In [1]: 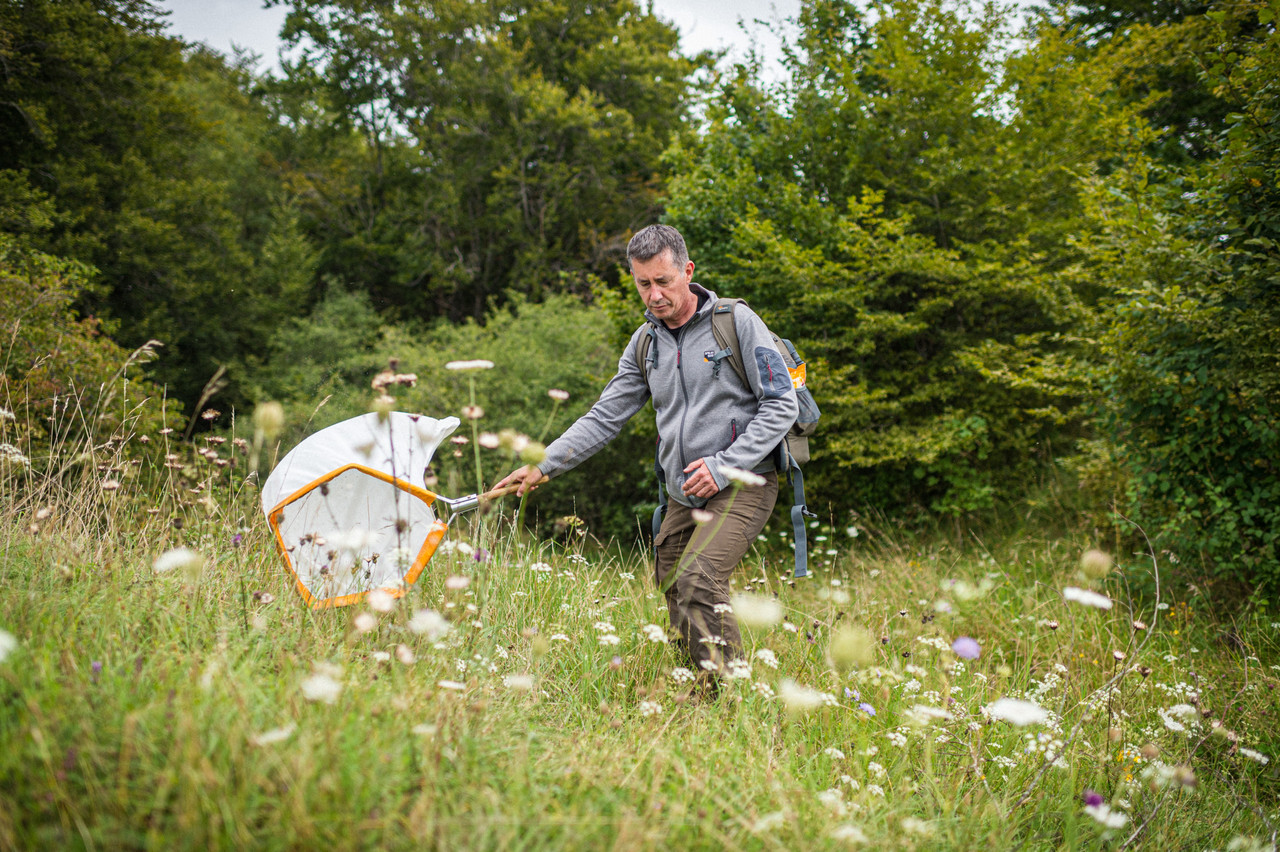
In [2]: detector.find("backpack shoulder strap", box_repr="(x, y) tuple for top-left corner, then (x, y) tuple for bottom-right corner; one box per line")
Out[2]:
(710, 299), (750, 388)
(634, 321), (658, 388)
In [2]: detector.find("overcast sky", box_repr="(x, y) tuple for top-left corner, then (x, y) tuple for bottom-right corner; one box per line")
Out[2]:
(158, 0), (803, 75)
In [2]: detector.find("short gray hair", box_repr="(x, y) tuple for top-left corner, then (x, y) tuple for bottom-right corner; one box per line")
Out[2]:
(627, 224), (689, 269)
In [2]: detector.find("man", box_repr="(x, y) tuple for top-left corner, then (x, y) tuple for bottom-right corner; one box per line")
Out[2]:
(494, 224), (798, 681)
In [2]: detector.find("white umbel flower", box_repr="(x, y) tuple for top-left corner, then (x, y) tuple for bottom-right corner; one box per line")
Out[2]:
(1063, 586), (1113, 610)
(984, 697), (1049, 726)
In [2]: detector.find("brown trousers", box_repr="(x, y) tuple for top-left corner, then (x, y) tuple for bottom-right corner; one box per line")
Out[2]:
(654, 472), (778, 674)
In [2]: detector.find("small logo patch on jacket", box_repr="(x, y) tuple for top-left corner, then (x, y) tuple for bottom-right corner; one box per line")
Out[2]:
(703, 350), (716, 362)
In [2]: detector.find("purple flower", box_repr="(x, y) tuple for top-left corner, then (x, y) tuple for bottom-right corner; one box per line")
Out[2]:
(858, 702), (876, 716)
(1082, 789), (1105, 808)
(91, 661), (102, 683)
(844, 687), (861, 701)
(472, 547), (490, 563)
(952, 636), (981, 660)
(231, 533), (243, 547)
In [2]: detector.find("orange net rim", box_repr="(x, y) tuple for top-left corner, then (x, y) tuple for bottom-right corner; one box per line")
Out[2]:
(266, 463), (449, 609)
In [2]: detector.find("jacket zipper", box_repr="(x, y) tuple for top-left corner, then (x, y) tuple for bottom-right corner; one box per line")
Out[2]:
(659, 313), (702, 485)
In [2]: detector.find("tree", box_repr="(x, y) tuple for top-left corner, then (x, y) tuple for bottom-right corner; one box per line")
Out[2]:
(0, 0), (315, 410)
(1082, 0), (1280, 588)
(272, 0), (710, 322)
(662, 0), (1136, 517)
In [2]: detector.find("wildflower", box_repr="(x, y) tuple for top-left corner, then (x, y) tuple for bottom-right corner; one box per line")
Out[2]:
(395, 644), (416, 664)
(754, 648), (779, 668)
(252, 401), (285, 439)
(371, 651), (391, 663)
(437, 680), (466, 691)
(1062, 586), (1113, 610)
(985, 698), (1050, 726)
(906, 704), (953, 726)
(548, 389), (570, 401)
(411, 724), (438, 736)
(444, 575), (471, 591)
(478, 432), (501, 449)
(730, 593), (783, 628)
(366, 589), (396, 612)
(549, 633), (570, 642)
(859, 702), (877, 716)
(1239, 748), (1269, 765)
(721, 466), (766, 487)
(639, 700), (663, 717)
(951, 636), (981, 660)
(100, 478), (121, 491)
(250, 724), (296, 747)
(691, 509), (714, 524)
(901, 818), (934, 837)
(461, 405), (484, 420)
(444, 359), (495, 371)
(752, 681), (775, 698)
(748, 812), (786, 834)
(353, 612), (377, 634)
(865, 784), (885, 798)
(598, 634), (620, 646)
(830, 824), (868, 843)
(778, 679), (827, 713)
(670, 667), (695, 684)
(0, 629), (17, 663)
(1078, 548), (1113, 580)
(300, 664), (343, 704)
(828, 625), (875, 673)
(817, 788), (847, 816)
(1084, 802), (1128, 829)
(407, 608), (451, 641)
(503, 673), (535, 691)
(823, 747), (846, 760)
(642, 624), (668, 643)
(1082, 789), (1105, 807)
(153, 547), (203, 576)
(725, 659), (752, 679)
(0, 406), (12, 421)
(200, 408), (220, 421)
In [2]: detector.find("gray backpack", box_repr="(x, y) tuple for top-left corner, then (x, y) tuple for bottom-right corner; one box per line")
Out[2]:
(636, 298), (820, 578)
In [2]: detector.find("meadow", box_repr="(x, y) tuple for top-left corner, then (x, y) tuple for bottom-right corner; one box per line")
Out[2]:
(1, 399), (1278, 851)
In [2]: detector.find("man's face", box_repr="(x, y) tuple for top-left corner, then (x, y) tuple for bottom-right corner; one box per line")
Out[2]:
(631, 249), (696, 328)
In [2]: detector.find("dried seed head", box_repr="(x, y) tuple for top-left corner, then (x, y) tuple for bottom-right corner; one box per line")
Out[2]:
(253, 401), (285, 439)
(1079, 548), (1113, 580)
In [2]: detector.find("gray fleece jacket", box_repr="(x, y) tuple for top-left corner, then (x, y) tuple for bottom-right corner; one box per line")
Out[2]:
(538, 285), (799, 508)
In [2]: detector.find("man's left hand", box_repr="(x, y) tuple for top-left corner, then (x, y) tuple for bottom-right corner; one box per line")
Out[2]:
(681, 458), (720, 499)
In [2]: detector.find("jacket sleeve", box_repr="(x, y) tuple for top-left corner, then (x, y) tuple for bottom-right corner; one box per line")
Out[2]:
(703, 307), (799, 491)
(537, 326), (652, 479)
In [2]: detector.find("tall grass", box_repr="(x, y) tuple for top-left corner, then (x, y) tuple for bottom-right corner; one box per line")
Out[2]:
(1, 381), (1277, 851)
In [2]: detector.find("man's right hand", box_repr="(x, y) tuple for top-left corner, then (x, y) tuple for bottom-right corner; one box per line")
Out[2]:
(493, 464), (545, 497)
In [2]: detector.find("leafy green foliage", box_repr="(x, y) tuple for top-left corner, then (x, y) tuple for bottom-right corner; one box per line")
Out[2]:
(662, 0), (1132, 518)
(0, 237), (172, 446)
(273, 0), (710, 322)
(1083, 0), (1280, 589)
(0, 0), (315, 408)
